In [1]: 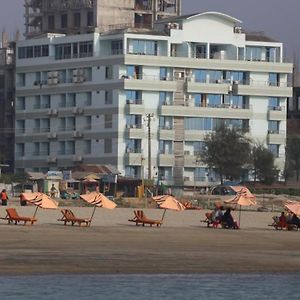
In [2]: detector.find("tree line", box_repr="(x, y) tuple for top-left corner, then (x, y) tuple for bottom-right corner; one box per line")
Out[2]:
(200, 125), (300, 185)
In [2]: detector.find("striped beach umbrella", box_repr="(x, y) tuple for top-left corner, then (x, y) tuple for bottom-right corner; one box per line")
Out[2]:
(21, 192), (58, 218)
(80, 192), (117, 223)
(153, 195), (186, 221)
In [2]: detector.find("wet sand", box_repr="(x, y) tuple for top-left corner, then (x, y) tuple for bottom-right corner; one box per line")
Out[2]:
(0, 207), (299, 275)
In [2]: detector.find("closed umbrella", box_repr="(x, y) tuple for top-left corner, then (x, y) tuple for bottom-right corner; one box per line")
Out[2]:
(152, 195), (185, 221)
(80, 192), (117, 224)
(224, 187), (256, 226)
(284, 200), (300, 216)
(21, 192), (58, 218)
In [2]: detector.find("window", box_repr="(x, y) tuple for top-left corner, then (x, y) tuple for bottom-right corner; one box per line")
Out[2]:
(61, 14), (68, 28)
(84, 140), (91, 154)
(131, 39), (158, 55)
(268, 144), (279, 158)
(84, 116), (92, 130)
(79, 42), (93, 58)
(105, 91), (112, 104)
(104, 139), (112, 153)
(73, 12), (81, 27)
(159, 140), (172, 154)
(105, 66), (113, 79)
(17, 73), (25, 87)
(268, 121), (279, 134)
(87, 11), (94, 27)
(16, 97), (25, 110)
(16, 120), (25, 134)
(269, 97), (280, 110)
(16, 143), (25, 157)
(48, 15), (55, 30)
(126, 139), (142, 153)
(195, 167), (207, 181)
(40, 142), (50, 156)
(269, 73), (279, 86)
(125, 166), (140, 178)
(111, 40), (123, 55)
(18, 45), (49, 59)
(245, 47), (262, 61)
(195, 70), (207, 83)
(104, 114), (113, 128)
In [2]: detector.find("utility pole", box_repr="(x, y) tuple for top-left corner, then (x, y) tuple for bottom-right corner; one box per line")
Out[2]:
(144, 113), (154, 180)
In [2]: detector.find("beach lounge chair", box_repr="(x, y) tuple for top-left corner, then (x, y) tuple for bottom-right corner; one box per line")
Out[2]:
(128, 210), (162, 227)
(0, 208), (37, 225)
(201, 212), (221, 228)
(57, 209), (91, 227)
(268, 216), (297, 231)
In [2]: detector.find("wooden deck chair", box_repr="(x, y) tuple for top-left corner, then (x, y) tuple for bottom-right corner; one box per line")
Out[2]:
(57, 209), (91, 227)
(128, 210), (162, 227)
(0, 208), (37, 225)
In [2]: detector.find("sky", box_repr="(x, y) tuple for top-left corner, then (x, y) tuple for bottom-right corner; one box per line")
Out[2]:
(0, 0), (299, 61)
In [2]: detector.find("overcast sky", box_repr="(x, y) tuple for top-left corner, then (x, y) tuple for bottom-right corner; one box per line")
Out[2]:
(0, 0), (299, 60)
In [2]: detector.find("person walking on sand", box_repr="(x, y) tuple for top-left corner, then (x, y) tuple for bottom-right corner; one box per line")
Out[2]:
(1, 189), (9, 206)
(50, 184), (57, 198)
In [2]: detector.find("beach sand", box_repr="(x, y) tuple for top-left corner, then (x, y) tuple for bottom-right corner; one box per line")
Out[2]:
(0, 206), (299, 275)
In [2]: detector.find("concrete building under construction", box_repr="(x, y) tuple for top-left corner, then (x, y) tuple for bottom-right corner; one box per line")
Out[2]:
(25, 0), (181, 38)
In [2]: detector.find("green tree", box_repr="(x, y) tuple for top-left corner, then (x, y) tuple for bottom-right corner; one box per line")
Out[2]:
(200, 125), (251, 184)
(251, 145), (277, 185)
(286, 136), (300, 181)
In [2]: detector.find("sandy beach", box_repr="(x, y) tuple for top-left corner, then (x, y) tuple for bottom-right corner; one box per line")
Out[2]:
(0, 206), (299, 275)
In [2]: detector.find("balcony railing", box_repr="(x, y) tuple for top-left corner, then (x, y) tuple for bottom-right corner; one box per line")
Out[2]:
(126, 99), (143, 105)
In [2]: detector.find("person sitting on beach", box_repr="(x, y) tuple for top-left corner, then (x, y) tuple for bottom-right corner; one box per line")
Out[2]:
(279, 212), (287, 229)
(222, 208), (239, 229)
(289, 213), (300, 228)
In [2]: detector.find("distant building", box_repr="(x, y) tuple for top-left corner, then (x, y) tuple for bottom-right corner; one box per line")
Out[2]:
(0, 32), (15, 171)
(15, 12), (293, 188)
(25, 0), (181, 38)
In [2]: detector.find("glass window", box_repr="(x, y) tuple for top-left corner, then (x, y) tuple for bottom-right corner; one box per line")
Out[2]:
(105, 114), (113, 128)
(87, 11), (94, 27)
(268, 121), (279, 134)
(104, 139), (112, 153)
(195, 70), (207, 83)
(73, 12), (81, 27)
(111, 40), (123, 55)
(268, 144), (279, 158)
(61, 14), (68, 28)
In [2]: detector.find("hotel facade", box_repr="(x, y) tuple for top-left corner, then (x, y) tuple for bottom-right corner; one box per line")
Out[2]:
(15, 12), (293, 187)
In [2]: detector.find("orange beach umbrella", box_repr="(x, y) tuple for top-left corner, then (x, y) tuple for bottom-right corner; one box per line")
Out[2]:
(152, 195), (185, 221)
(284, 201), (300, 216)
(224, 186), (256, 225)
(21, 192), (58, 218)
(80, 192), (117, 223)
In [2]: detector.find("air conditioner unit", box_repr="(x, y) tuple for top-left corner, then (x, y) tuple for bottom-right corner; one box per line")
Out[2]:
(73, 155), (83, 162)
(33, 80), (41, 86)
(73, 131), (83, 138)
(47, 132), (57, 139)
(77, 108), (84, 114)
(47, 156), (57, 163)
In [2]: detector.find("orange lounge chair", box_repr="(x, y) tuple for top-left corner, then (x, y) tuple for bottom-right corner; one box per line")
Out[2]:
(128, 210), (162, 227)
(57, 209), (91, 227)
(1, 208), (37, 225)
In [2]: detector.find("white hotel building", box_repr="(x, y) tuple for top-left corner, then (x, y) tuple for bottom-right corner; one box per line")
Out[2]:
(15, 12), (293, 187)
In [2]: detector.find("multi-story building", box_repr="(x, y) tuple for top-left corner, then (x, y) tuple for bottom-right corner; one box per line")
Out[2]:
(15, 12), (293, 188)
(25, 0), (181, 38)
(0, 35), (15, 171)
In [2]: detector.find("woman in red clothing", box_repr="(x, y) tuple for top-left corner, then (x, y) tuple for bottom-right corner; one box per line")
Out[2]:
(279, 212), (287, 229)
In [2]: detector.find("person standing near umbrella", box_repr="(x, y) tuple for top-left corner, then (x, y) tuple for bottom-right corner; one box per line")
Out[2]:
(1, 189), (9, 206)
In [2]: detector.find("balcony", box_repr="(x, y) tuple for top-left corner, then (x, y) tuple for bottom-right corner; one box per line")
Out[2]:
(233, 80), (292, 98)
(124, 152), (143, 165)
(268, 106), (286, 121)
(267, 130), (285, 144)
(159, 154), (174, 166)
(125, 99), (145, 114)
